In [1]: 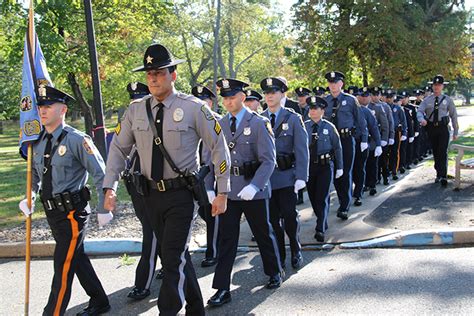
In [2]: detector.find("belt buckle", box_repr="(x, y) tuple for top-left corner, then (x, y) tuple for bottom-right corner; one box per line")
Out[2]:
(157, 179), (166, 192)
(154, 137), (162, 145)
(232, 166), (240, 176)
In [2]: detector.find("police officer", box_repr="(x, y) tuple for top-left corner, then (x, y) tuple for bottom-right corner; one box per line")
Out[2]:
(261, 78), (309, 269)
(208, 78), (283, 307)
(399, 91), (415, 172)
(295, 87), (311, 121)
(244, 89), (263, 113)
(19, 85), (111, 316)
(411, 89), (424, 164)
(103, 44), (231, 316)
(386, 90), (407, 180)
(324, 71), (368, 220)
(353, 87), (384, 205)
(304, 96), (343, 242)
(417, 75), (459, 186)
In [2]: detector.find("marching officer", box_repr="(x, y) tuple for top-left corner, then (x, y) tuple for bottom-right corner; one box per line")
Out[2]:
(19, 85), (111, 316)
(295, 87), (311, 121)
(386, 91), (407, 180)
(399, 91), (415, 172)
(353, 87), (383, 205)
(244, 89), (263, 113)
(103, 44), (231, 316)
(411, 89), (424, 164)
(208, 78), (283, 307)
(324, 71), (368, 220)
(305, 96), (343, 242)
(261, 78), (309, 269)
(417, 75), (459, 186)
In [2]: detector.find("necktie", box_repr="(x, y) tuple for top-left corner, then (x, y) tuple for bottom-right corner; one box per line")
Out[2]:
(311, 123), (319, 159)
(151, 103), (164, 181)
(331, 98), (338, 126)
(270, 113), (276, 128)
(42, 134), (54, 199)
(230, 116), (236, 136)
(434, 96), (439, 123)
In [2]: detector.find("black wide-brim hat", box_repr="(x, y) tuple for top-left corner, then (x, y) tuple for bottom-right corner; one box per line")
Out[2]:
(133, 44), (185, 72)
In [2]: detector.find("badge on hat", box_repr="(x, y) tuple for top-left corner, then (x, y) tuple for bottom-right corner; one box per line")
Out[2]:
(247, 90), (252, 96)
(243, 127), (251, 135)
(197, 86), (203, 94)
(331, 72), (335, 78)
(58, 145), (67, 156)
(266, 78), (273, 86)
(131, 82), (138, 91)
(38, 85), (46, 97)
(146, 55), (153, 64)
(282, 123), (289, 131)
(222, 79), (230, 89)
(173, 108), (184, 122)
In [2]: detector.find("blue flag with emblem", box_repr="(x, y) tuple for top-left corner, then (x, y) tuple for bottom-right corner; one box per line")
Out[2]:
(19, 18), (53, 158)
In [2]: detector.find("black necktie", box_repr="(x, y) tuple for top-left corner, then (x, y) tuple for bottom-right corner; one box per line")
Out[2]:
(270, 113), (276, 128)
(434, 96), (439, 123)
(230, 116), (236, 136)
(42, 134), (54, 200)
(151, 103), (164, 181)
(331, 98), (338, 125)
(311, 123), (319, 158)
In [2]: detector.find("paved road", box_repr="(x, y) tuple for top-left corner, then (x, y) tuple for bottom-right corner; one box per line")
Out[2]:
(1, 247), (473, 315)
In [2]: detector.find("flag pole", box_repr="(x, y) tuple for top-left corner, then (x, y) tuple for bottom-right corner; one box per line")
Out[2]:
(25, 1), (36, 315)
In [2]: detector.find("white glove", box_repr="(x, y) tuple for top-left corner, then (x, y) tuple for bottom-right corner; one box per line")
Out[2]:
(389, 138), (395, 145)
(381, 140), (388, 147)
(335, 169), (343, 179)
(401, 135), (407, 141)
(19, 198), (34, 216)
(97, 212), (113, 228)
(415, 132), (419, 137)
(237, 185), (258, 201)
(207, 190), (216, 204)
(409, 137), (414, 143)
(360, 142), (368, 152)
(294, 179), (306, 194)
(374, 146), (383, 157)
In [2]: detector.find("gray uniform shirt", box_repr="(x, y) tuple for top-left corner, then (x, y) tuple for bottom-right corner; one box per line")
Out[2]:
(367, 102), (389, 145)
(417, 94), (459, 137)
(103, 89), (231, 193)
(32, 123), (106, 213)
(304, 118), (343, 170)
(378, 101), (395, 140)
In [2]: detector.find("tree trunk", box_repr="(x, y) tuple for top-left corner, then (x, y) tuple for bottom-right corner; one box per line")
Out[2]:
(0, 121), (3, 134)
(67, 72), (94, 137)
(70, 110), (80, 121)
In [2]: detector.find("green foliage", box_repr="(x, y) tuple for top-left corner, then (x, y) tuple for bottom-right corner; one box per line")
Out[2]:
(118, 253), (136, 266)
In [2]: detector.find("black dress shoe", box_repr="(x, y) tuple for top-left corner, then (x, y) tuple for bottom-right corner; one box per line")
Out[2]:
(201, 257), (218, 267)
(155, 268), (164, 280)
(127, 287), (150, 300)
(413, 159), (419, 165)
(208, 289), (231, 307)
(266, 273), (282, 289)
(399, 167), (405, 174)
(76, 304), (111, 316)
(392, 175), (399, 180)
(291, 252), (303, 269)
(314, 231), (325, 242)
(363, 186), (369, 192)
(336, 210), (348, 220)
(440, 177), (448, 186)
(354, 198), (362, 206)
(406, 165), (411, 170)
(434, 177), (440, 183)
(369, 188), (377, 196)
(383, 177), (389, 185)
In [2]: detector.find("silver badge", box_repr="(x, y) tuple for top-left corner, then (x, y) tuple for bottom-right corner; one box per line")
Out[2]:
(222, 80), (230, 89)
(282, 123), (289, 130)
(299, 88), (303, 92)
(38, 84), (46, 97)
(323, 129), (329, 135)
(311, 96), (316, 103)
(173, 108), (184, 122)
(266, 78), (273, 86)
(243, 127), (251, 135)
(443, 100), (447, 105)
(342, 100), (347, 106)
(247, 90), (252, 96)
(58, 145), (67, 156)
(331, 72), (335, 78)
(197, 86), (203, 93)
(131, 82), (137, 91)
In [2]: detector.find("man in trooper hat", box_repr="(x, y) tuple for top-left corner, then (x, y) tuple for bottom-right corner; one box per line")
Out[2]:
(324, 71), (368, 220)
(103, 43), (231, 315)
(417, 75), (459, 186)
(244, 89), (263, 112)
(261, 77), (309, 270)
(295, 87), (311, 121)
(19, 85), (111, 316)
(208, 78), (283, 307)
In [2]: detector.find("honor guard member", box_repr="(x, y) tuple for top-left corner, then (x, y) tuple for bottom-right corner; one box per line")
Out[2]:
(276, 76), (302, 114)
(262, 78), (309, 269)
(324, 71), (368, 220)
(103, 44), (231, 316)
(295, 87), (311, 121)
(417, 75), (459, 185)
(18, 85), (111, 316)
(313, 86), (327, 97)
(305, 96), (343, 242)
(244, 89), (263, 113)
(192, 84), (222, 267)
(411, 89), (423, 164)
(387, 92), (407, 180)
(208, 78), (283, 307)
(399, 91), (415, 172)
(364, 87), (389, 196)
(353, 87), (383, 206)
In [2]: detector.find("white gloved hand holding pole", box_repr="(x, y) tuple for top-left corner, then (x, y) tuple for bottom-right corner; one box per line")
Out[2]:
(415, 132), (419, 137)
(294, 179), (306, 194)
(19, 198), (34, 217)
(237, 185), (258, 201)
(409, 137), (414, 143)
(389, 138), (395, 145)
(401, 135), (407, 141)
(374, 146), (383, 157)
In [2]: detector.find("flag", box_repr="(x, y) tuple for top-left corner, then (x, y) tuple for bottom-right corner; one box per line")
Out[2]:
(19, 17), (53, 158)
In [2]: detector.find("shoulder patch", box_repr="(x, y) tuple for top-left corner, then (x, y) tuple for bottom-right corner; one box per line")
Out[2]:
(82, 137), (96, 155)
(115, 122), (121, 135)
(201, 105), (215, 121)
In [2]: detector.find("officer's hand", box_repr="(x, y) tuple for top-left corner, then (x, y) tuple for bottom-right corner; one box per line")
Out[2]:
(294, 179), (306, 194)
(104, 189), (117, 212)
(409, 137), (414, 143)
(389, 138), (395, 145)
(374, 146), (383, 157)
(207, 191), (216, 204)
(360, 142), (368, 152)
(335, 169), (343, 179)
(401, 135), (407, 141)
(19, 198), (34, 217)
(381, 140), (388, 147)
(211, 194), (227, 217)
(420, 119), (427, 127)
(415, 132), (419, 137)
(237, 185), (258, 201)
(97, 212), (114, 228)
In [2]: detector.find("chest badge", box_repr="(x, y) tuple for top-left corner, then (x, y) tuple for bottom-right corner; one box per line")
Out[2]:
(243, 127), (251, 135)
(173, 108), (184, 122)
(282, 123), (289, 131)
(443, 100), (447, 105)
(58, 145), (67, 156)
(342, 100), (347, 106)
(323, 129), (329, 135)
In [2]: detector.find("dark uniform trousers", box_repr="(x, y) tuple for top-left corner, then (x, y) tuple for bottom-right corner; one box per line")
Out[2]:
(144, 188), (204, 316)
(413, 135), (420, 162)
(213, 199), (281, 290)
(129, 185), (160, 291)
(399, 139), (407, 168)
(334, 136), (355, 211)
(420, 127), (432, 156)
(365, 151), (379, 189)
(389, 129), (402, 175)
(197, 204), (219, 259)
(378, 146), (390, 181)
(427, 124), (450, 178)
(269, 186), (300, 265)
(43, 207), (108, 316)
(353, 139), (369, 199)
(307, 163), (333, 233)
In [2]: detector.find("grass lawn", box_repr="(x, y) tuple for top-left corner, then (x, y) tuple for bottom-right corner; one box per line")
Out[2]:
(0, 118), (130, 228)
